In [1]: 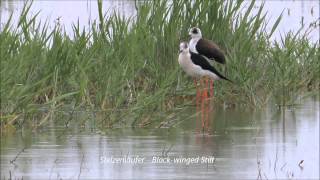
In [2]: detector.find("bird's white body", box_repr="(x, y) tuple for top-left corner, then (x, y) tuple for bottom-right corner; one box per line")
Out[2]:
(189, 37), (200, 54)
(178, 48), (219, 80)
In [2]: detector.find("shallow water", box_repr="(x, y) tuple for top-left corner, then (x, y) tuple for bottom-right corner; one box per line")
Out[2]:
(1, 97), (319, 179)
(0, 1), (319, 179)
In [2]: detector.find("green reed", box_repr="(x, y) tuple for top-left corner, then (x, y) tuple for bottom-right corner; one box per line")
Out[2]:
(0, 0), (319, 129)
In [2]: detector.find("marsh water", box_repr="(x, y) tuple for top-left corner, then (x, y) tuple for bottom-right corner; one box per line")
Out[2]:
(1, 97), (319, 179)
(1, 1), (319, 179)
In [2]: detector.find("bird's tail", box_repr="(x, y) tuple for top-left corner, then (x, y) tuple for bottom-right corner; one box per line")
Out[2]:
(213, 70), (233, 83)
(219, 75), (233, 83)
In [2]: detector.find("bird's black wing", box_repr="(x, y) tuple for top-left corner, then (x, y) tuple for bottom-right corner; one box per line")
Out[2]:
(196, 38), (226, 64)
(190, 52), (232, 82)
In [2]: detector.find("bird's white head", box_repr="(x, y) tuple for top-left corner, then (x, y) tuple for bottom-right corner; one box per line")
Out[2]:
(189, 27), (202, 39)
(179, 42), (189, 53)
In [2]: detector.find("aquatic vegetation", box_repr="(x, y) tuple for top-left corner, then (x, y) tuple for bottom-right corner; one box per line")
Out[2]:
(0, 0), (319, 129)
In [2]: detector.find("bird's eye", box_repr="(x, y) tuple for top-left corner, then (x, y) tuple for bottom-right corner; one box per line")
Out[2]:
(192, 28), (198, 34)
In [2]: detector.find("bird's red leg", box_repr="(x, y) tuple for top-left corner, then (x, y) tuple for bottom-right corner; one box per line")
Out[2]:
(200, 78), (205, 131)
(194, 78), (200, 132)
(204, 77), (209, 132)
(205, 78), (209, 95)
(194, 78), (199, 107)
(207, 79), (214, 133)
(210, 79), (214, 99)
(205, 97), (209, 132)
(194, 78), (197, 104)
(195, 80), (201, 107)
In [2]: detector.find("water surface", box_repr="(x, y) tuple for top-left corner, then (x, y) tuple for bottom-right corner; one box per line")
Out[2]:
(1, 97), (319, 179)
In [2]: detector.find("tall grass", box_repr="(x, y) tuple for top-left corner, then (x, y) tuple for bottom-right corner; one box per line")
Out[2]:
(0, 0), (319, 129)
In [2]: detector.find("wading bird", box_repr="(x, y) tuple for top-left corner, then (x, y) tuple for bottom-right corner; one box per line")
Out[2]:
(178, 42), (232, 129)
(188, 27), (227, 98)
(178, 42), (231, 83)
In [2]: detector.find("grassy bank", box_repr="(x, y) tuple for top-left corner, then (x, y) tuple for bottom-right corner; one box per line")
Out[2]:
(1, 0), (319, 130)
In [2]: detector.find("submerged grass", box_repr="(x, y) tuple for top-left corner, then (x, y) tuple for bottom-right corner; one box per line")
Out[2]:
(0, 0), (319, 129)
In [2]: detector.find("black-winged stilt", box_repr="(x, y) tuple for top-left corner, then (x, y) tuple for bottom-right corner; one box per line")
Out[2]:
(178, 42), (231, 82)
(188, 27), (228, 98)
(178, 42), (231, 130)
(188, 27), (226, 64)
